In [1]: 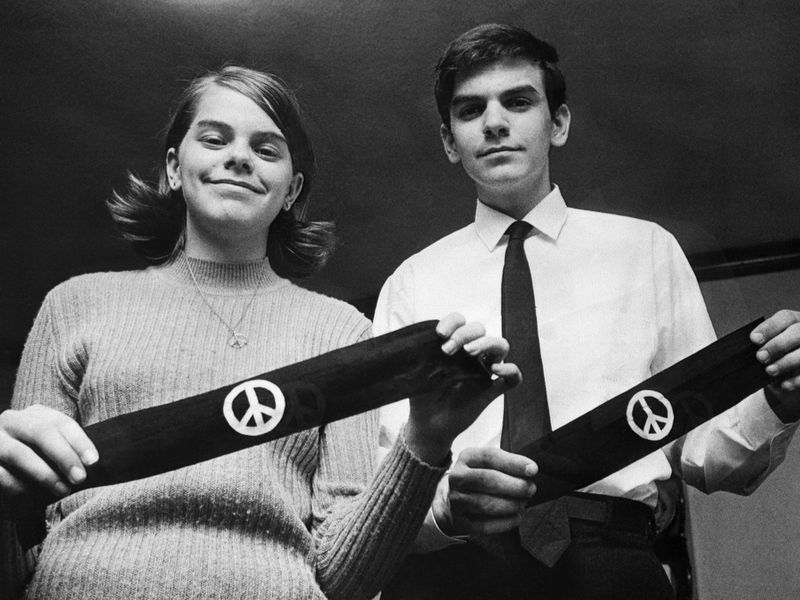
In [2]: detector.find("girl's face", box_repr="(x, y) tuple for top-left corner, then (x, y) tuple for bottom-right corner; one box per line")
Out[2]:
(166, 83), (303, 258)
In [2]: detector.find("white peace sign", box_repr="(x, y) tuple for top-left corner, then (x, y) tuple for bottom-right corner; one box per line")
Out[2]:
(223, 379), (286, 437)
(625, 390), (674, 441)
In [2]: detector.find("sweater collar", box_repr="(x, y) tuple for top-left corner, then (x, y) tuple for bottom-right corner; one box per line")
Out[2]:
(159, 253), (284, 292)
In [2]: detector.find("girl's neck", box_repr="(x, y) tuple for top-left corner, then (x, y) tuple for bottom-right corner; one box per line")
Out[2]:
(183, 230), (268, 264)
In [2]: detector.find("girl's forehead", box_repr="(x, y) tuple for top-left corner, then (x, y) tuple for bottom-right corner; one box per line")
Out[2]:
(191, 84), (278, 131)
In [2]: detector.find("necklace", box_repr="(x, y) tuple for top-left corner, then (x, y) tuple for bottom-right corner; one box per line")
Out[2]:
(185, 254), (263, 349)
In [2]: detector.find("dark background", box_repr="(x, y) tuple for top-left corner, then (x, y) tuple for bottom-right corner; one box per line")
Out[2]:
(2, 4), (800, 596)
(2, 0), (799, 365)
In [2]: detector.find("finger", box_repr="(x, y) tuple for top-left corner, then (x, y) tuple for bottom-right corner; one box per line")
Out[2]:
(764, 349), (800, 379)
(462, 336), (510, 363)
(780, 373), (800, 392)
(58, 418), (100, 467)
(450, 490), (530, 517)
(441, 321), (486, 355)
(0, 464), (29, 497)
(8, 417), (91, 486)
(450, 467), (538, 500)
(435, 313), (467, 339)
(457, 514), (524, 536)
(0, 436), (71, 497)
(458, 446), (538, 478)
(456, 373), (522, 418)
(490, 363), (522, 388)
(771, 363), (800, 392)
(751, 310), (800, 345)
(756, 323), (800, 368)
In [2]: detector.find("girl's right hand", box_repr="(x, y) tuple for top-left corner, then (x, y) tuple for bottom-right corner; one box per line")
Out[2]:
(404, 314), (521, 465)
(0, 405), (98, 501)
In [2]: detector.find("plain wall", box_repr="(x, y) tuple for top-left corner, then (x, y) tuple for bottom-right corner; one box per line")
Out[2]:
(688, 268), (800, 599)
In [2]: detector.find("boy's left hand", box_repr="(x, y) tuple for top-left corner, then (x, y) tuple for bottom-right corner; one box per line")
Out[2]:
(751, 310), (800, 421)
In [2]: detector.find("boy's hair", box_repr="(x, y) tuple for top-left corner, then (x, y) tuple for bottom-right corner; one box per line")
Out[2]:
(107, 65), (335, 278)
(434, 24), (567, 128)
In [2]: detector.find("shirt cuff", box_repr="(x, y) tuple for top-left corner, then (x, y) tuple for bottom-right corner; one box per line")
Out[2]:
(411, 474), (471, 553)
(736, 389), (798, 445)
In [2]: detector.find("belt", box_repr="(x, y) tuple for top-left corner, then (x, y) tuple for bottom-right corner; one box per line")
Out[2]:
(563, 492), (655, 538)
(516, 492), (655, 567)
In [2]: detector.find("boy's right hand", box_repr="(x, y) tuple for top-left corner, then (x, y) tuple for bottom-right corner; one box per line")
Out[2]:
(432, 446), (538, 537)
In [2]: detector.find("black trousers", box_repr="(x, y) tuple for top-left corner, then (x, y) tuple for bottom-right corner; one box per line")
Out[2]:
(382, 497), (674, 600)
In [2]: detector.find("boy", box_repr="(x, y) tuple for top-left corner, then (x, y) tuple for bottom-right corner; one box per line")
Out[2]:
(375, 23), (800, 599)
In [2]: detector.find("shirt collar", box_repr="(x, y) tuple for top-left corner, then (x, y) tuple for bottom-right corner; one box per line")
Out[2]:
(474, 185), (568, 251)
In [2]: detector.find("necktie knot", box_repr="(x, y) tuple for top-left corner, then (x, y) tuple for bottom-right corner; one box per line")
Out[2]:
(506, 220), (533, 242)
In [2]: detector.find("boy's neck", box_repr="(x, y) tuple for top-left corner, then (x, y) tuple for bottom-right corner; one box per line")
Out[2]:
(476, 175), (553, 220)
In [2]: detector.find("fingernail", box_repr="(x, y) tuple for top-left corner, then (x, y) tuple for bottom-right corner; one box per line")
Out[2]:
(766, 364), (778, 376)
(525, 463), (538, 477)
(441, 340), (457, 355)
(54, 481), (70, 496)
(783, 381), (796, 392)
(463, 341), (477, 353)
(752, 332), (765, 344)
(69, 466), (86, 485)
(757, 350), (770, 363)
(82, 449), (99, 465)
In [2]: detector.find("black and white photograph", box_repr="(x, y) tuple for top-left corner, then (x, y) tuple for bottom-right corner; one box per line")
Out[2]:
(2, 2), (800, 598)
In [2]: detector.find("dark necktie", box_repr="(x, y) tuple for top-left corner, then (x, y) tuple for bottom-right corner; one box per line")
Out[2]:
(501, 221), (551, 451)
(498, 222), (569, 567)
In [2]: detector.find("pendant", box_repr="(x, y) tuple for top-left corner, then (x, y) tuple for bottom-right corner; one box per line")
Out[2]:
(228, 333), (248, 349)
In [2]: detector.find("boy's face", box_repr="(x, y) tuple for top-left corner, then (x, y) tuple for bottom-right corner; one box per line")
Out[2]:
(441, 57), (569, 210)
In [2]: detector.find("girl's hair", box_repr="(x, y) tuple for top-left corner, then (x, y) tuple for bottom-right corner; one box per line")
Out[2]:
(107, 65), (335, 278)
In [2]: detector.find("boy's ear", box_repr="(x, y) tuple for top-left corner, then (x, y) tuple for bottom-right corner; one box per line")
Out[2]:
(550, 104), (571, 148)
(440, 124), (461, 164)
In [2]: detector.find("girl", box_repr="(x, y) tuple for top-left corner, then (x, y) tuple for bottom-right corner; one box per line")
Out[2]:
(0, 66), (519, 599)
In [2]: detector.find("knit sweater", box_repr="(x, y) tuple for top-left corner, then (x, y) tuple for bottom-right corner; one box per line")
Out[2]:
(9, 256), (446, 600)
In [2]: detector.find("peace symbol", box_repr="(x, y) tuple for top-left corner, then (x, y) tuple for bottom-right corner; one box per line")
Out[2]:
(625, 390), (674, 441)
(223, 379), (286, 437)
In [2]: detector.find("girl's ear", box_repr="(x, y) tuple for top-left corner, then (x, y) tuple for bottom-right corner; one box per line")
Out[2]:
(283, 172), (304, 211)
(166, 147), (182, 191)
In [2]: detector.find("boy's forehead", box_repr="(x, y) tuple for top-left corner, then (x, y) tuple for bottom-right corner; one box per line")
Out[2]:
(451, 57), (545, 98)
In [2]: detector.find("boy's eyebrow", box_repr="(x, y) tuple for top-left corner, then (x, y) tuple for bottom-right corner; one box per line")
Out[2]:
(194, 119), (287, 143)
(451, 84), (542, 107)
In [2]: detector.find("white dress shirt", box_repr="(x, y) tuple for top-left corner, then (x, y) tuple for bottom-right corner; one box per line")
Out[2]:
(374, 186), (796, 550)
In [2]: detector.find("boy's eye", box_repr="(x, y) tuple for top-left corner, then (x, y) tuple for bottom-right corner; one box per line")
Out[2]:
(200, 135), (225, 147)
(456, 104), (483, 120)
(507, 97), (533, 109)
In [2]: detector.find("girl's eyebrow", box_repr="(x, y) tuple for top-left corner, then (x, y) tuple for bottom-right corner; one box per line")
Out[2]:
(195, 119), (232, 132)
(195, 119), (287, 144)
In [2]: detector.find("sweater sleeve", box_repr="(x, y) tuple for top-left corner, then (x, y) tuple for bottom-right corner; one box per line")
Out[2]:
(309, 323), (448, 600)
(2, 290), (80, 598)
(12, 288), (81, 416)
(312, 421), (447, 600)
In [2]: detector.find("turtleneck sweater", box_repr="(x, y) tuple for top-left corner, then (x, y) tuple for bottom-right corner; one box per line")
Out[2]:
(8, 256), (446, 600)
